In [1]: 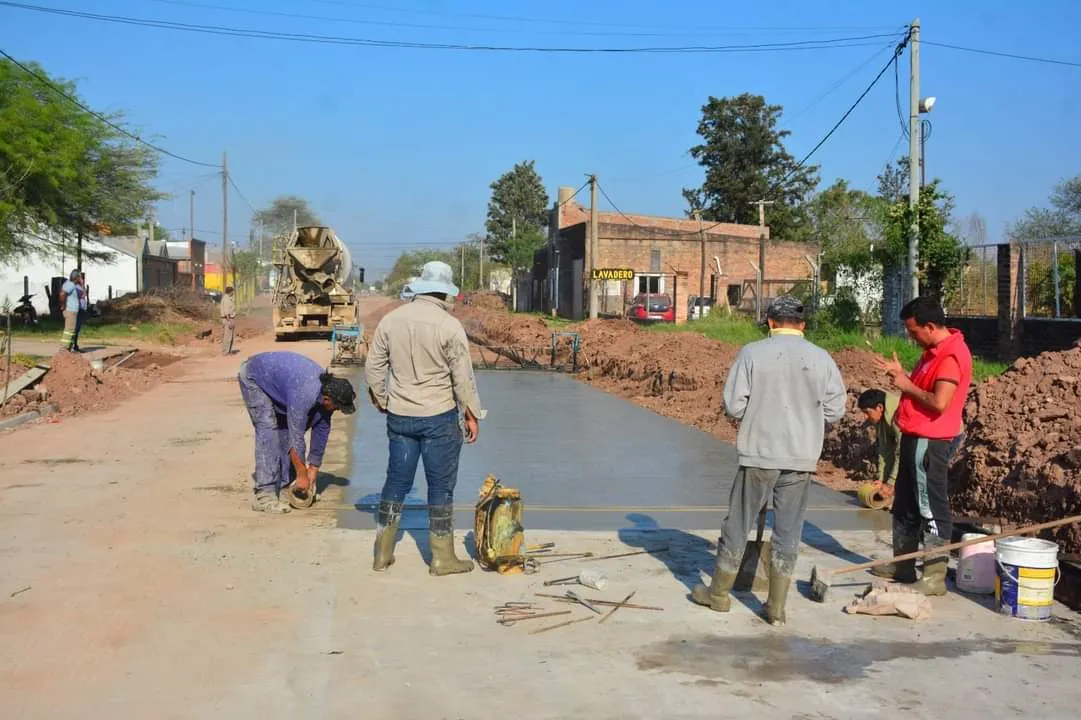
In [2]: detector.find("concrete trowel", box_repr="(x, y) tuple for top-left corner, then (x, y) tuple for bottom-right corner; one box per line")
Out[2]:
(733, 506), (770, 592)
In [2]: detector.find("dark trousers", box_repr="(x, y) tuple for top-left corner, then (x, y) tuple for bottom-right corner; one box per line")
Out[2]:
(380, 409), (463, 509)
(894, 434), (953, 544)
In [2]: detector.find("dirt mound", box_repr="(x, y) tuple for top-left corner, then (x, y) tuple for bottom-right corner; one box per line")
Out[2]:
(99, 289), (216, 325)
(462, 291), (509, 311)
(952, 346), (1081, 554)
(29, 350), (180, 417)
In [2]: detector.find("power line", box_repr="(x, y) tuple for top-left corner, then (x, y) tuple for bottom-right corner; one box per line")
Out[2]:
(0, 3), (901, 54)
(923, 40), (1081, 69)
(0, 47), (219, 168)
(788, 39), (899, 121)
(596, 183), (647, 229)
(226, 175), (257, 214)
(144, 0), (895, 39)
(893, 55), (910, 139)
(309, 0), (900, 34)
(674, 30), (911, 237)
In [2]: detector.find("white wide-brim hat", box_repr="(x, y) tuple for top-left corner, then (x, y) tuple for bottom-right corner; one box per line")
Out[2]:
(408, 260), (459, 297)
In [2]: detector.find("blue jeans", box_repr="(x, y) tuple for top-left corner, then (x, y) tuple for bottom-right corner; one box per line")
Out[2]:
(380, 409), (463, 508)
(238, 362), (294, 494)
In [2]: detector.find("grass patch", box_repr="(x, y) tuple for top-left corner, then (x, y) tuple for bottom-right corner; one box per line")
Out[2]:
(651, 311), (1008, 382)
(9, 317), (194, 345)
(523, 312), (574, 328)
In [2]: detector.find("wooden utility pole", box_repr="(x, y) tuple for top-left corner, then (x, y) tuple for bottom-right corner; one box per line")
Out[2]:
(750, 199), (774, 322)
(189, 190), (195, 243)
(479, 236), (485, 290)
(221, 151), (229, 288)
(693, 209), (706, 313)
(588, 174), (599, 320)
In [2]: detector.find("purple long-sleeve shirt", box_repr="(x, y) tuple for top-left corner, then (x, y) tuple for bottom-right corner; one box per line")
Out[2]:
(245, 351), (332, 466)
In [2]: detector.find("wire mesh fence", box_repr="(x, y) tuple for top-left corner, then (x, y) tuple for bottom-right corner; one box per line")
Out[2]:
(951, 244), (999, 317)
(1018, 236), (1078, 318)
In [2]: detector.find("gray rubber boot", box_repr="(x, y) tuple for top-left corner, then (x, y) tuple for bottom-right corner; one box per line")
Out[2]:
(428, 506), (473, 576)
(691, 558), (738, 613)
(870, 517), (919, 583)
(372, 501), (402, 572)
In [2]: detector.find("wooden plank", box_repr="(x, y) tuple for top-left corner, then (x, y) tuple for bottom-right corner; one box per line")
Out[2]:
(1, 366), (48, 404)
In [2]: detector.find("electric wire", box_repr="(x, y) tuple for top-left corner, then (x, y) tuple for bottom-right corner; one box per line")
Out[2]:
(922, 40), (1081, 69)
(0, 3), (902, 54)
(0, 47), (219, 168)
(673, 29), (911, 236)
(144, 0), (893, 39)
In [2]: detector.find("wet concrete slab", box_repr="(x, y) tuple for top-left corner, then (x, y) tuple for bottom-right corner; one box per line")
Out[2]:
(340, 370), (887, 532)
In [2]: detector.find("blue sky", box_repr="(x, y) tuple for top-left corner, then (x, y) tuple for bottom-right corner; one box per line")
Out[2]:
(3, 0), (1080, 278)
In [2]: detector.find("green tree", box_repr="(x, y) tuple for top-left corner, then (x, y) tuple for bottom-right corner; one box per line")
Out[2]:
(683, 93), (819, 240)
(253, 195), (321, 262)
(484, 160), (549, 269)
(1, 57), (163, 263)
(382, 248), (456, 297)
(875, 165), (962, 301)
(806, 179), (881, 277)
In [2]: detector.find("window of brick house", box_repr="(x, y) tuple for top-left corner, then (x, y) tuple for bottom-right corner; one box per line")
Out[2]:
(649, 249), (661, 273)
(637, 275), (663, 294)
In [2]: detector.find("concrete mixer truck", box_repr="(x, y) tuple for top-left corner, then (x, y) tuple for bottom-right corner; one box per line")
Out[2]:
(271, 225), (358, 341)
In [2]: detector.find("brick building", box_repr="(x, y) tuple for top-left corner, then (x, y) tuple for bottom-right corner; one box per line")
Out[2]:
(529, 186), (820, 320)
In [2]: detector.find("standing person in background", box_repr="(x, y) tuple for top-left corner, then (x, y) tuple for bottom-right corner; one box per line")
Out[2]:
(691, 296), (846, 626)
(366, 260), (485, 577)
(74, 272), (89, 352)
(871, 296), (973, 596)
(220, 285), (237, 355)
(58, 269), (83, 352)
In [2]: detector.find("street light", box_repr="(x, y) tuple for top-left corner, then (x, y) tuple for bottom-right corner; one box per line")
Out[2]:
(918, 96), (936, 188)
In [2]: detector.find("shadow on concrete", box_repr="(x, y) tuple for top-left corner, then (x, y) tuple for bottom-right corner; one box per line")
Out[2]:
(617, 514), (717, 594)
(316, 470), (350, 495)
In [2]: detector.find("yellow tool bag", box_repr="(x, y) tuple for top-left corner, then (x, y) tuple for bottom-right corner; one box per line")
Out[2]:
(474, 475), (526, 574)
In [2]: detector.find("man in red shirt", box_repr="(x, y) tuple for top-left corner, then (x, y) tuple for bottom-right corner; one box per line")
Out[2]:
(872, 296), (972, 595)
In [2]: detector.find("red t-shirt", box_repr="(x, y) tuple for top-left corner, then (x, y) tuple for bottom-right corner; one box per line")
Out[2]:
(896, 328), (972, 440)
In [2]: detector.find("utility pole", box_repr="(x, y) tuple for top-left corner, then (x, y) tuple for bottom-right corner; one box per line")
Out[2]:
(511, 217), (517, 310)
(750, 199), (774, 322)
(461, 244), (466, 289)
(189, 190), (195, 244)
(222, 151), (229, 288)
(588, 174), (599, 320)
(907, 18), (921, 303)
(479, 236), (485, 290)
(693, 209), (706, 315)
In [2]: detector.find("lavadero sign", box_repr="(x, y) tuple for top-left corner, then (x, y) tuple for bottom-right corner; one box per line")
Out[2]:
(591, 268), (635, 281)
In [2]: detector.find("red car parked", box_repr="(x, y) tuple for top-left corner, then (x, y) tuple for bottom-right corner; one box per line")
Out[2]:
(627, 293), (675, 323)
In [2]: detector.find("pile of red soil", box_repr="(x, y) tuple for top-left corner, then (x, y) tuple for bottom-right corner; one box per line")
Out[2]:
(32, 351), (178, 417)
(461, 291), (509, 312)
(952, 345), (1081, 555)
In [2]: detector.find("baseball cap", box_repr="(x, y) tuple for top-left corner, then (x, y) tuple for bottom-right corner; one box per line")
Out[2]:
(766, 295), (805, 322)
(320, 373), (357, 414)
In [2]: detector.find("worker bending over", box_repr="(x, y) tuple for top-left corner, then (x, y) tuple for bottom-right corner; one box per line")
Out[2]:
(872, 297), (972, 595)
(858, 388), (901, 500)
(366, 260), (485, 576)
(237, 351), (356, 513)
(692, 296), (846, 625)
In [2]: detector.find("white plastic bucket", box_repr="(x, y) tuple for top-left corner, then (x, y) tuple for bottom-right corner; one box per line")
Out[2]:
(956, 533), (996, 595)
(995, 537), (1060, 621)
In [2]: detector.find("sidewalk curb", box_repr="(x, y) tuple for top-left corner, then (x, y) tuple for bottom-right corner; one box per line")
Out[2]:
(0, 403), (57, 431)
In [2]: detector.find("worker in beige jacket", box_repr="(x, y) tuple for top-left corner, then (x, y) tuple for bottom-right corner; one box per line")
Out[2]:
(365, 260), (485, 576)
(220, 286), (237, 355)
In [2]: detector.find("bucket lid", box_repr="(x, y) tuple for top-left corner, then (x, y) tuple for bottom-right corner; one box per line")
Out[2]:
(994, 536), (1059, 553)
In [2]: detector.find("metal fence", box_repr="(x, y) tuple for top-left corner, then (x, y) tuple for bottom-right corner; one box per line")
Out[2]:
(949, 237), (1079, 319)
(951, 244), (999, 318)
(1018, 236), (1078, 318)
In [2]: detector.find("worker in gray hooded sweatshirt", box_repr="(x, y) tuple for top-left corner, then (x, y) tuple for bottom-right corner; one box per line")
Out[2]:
(691, 295), (846, 625)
